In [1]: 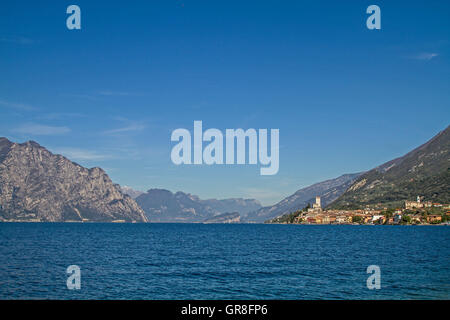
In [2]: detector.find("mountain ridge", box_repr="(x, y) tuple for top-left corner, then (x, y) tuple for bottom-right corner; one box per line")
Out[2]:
(135, 188), (261, 222)
(244, 172), (363, 222)
(329, 125), (450, 209)
(120, 186), (144, 199)
(203, 212), (241, 224)
(0, 137), (147, 222)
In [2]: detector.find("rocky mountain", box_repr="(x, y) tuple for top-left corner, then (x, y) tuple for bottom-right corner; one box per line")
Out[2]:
(243, 173), (362, 222)
(135, 189), (261, 222)
(330, 126), (450, 209)
(135, 189), (214, 222)
(203, 212), (241, 224)
(0, 138), (147, 222)
(120, 186), (144, 199)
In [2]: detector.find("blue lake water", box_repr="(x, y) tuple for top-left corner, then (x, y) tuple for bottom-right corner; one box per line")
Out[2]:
(0, 223), (449, 299)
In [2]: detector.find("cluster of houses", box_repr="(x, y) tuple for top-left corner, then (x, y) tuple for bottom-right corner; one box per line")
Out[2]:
(291, 196), (449, 225)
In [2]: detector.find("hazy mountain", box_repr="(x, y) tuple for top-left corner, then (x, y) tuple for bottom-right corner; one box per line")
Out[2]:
(135, 189), (261, 222)
(135, 189), (214, 222)
(203, 212), (241, 224)
(0, 138), (147, 222)
(201, 198), (261, 215)
(244, 173), (362, 222)
(330, 126), (450, 209)
(120, 186), (144, 199)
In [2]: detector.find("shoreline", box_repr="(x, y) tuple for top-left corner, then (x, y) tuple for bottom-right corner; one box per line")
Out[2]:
(0, 221), (448, 226)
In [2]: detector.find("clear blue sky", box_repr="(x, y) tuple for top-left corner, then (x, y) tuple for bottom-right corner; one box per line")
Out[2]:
(1, 1), (449, 205)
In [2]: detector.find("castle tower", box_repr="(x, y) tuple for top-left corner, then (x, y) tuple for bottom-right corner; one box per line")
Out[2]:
(315, 196), (321, 208)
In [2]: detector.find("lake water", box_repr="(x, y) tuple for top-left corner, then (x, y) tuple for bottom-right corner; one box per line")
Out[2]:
(0, 223), (449, 299)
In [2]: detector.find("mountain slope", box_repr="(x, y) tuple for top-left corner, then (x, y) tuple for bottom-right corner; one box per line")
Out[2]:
(203, 212), (241, 224)
(120, 186), (144, 199)
(330, 126), (450, 209)
(135, 189), (261, 222)
(244, 173), (362, 222)
(201, 198), (261, 215)
(136, 189), (215, 222)
(0, 138), (147, 222)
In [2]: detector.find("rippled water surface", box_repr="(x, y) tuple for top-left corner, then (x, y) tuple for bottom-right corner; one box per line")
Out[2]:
(0, 223), (449, 299)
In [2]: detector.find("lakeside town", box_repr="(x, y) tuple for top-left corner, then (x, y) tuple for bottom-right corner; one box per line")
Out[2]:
(268, 196), (450, 225)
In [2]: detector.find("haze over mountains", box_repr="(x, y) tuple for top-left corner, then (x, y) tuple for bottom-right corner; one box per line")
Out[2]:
(0, 125), (448, 223)
(119, 186), (144, 199)
(0, 137), (262, 223)
(203, 212), (241, 224)
(135, 189), (261, 222)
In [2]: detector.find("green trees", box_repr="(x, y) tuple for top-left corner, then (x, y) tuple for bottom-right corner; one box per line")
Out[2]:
(401, 215), (411, 224)
(266, 204), (312, 224)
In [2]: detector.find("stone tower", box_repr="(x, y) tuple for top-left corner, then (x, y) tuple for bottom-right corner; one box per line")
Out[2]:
(313, 196), (321, 209)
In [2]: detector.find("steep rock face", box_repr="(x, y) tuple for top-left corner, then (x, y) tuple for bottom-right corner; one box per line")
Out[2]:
(244, 173), (362, 222)
(330, 126), (450, 209)
(0, 138), (147, 222)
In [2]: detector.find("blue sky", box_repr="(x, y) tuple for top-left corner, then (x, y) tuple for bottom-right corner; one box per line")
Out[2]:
(1, 1), (449, 205)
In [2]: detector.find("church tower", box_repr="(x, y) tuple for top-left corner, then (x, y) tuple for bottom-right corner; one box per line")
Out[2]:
(316, 196), (321, 208)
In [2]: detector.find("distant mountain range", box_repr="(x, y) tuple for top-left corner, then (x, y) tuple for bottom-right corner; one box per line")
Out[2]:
(203, 212), (241, 224)
(120, 186), (144, 199)
(330, 126), (450, 209)
(1, 125), (448, 223)
(243, 173), (362, 222)
(0, 138), (147, 222)
(135, 189), (261, 222)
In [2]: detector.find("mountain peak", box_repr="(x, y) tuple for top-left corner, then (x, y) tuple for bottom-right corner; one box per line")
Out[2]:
(135, 189), (262, 223)
(330, 125), (450, 209)
(0, 138), (147, 222)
